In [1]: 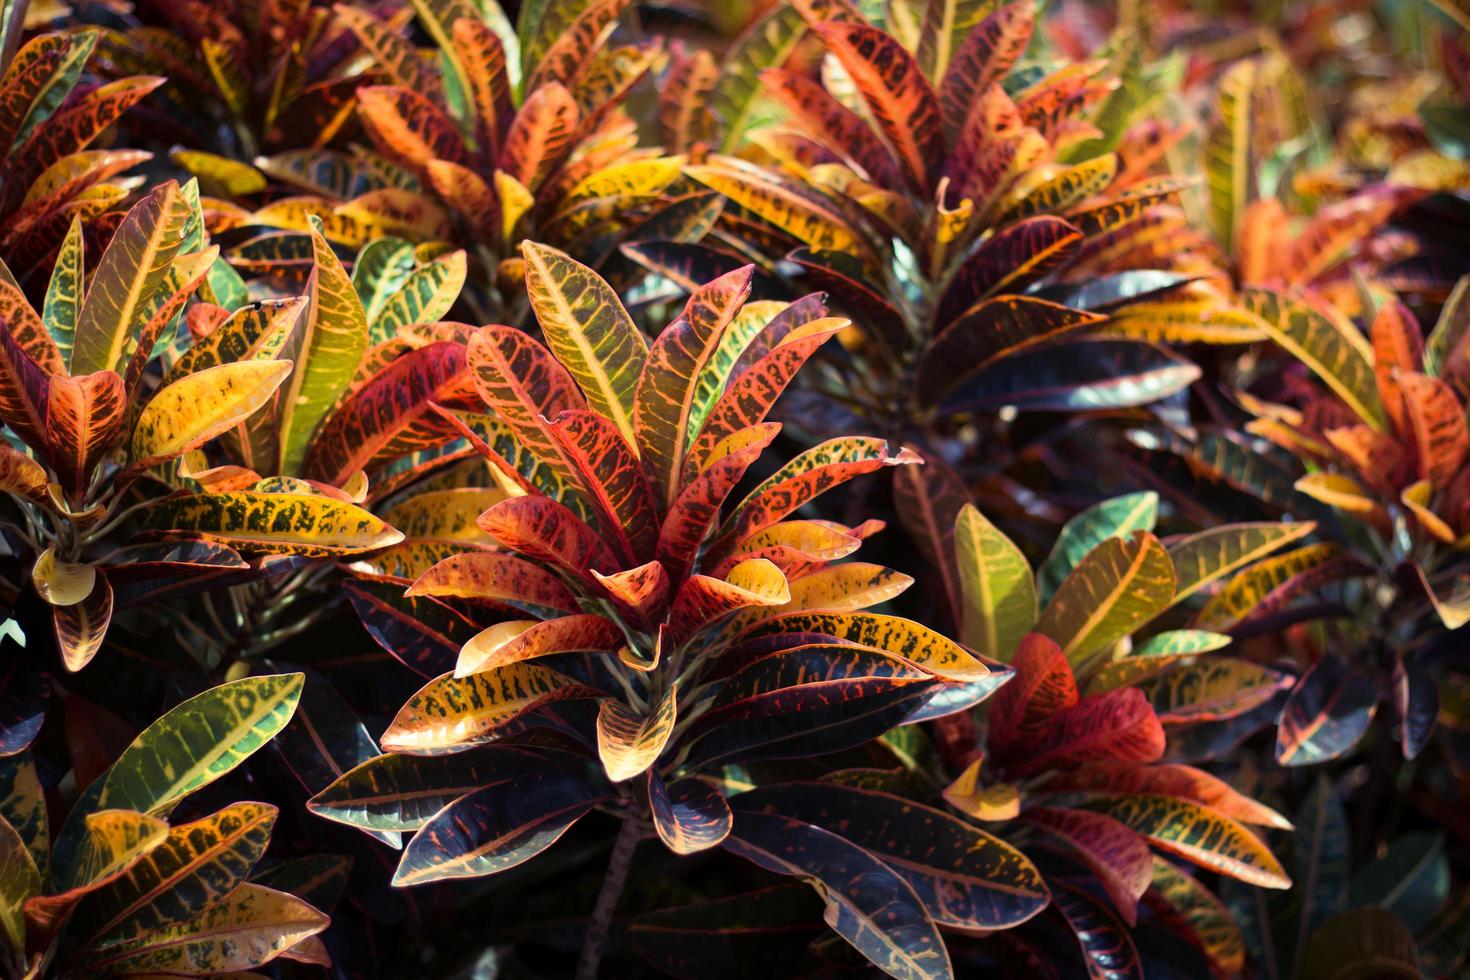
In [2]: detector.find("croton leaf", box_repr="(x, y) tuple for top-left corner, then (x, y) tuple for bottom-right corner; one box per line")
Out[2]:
(1037, 491), (1158, 603)
(522, 241), (647, 447)
(683, 645), (942, 768)
(70, 180), (190, 377)
(393, 769), (607, 885)
(1027, 806), (1152, 925)
(1089, 794), (1291, 888)
(648, 773), (732, 855)
(723, 808), (954, 980)
(303, 340), (468, 485)
(381, 662), (603, 753)
(62, 800), (278, 951)
(738, 781), (1049, 930)
(1052, 880), (1144, 980)
(407, 551), (580, 618)
(1166, 521), (1317, 605)
(1236, 289), (1386, 429)
(1276, 654), (1378, 767)
(455, 614), (623, 675)
(74, 881), (327, 974)
(277, 217), (371, 475)
(1036, 531), (1175, 667)
(947, 338), (1200, 413)
(24, 809), (167, 943)
(635, 265), (754, 509)
(1146, 855), (1246, 979)
(132, 360), (291, 468)
(308, 745), (548, 835)
(955, 503), (1035, 663)
(147, 491), (403, 558)
(811, 21), (941, 189)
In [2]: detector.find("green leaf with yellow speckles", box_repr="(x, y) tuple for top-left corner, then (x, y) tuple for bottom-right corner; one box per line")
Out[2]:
(145, 491), (404, 558)
(522, 241), (647, 449)
(75, 881), (327, 974)
(164, 297), (303, 383)
(1167, 521), (1318, 606)
(62, 801), (279, 951)
(369, 249), (467, 344)
(71, 180), (191, 377)
(42, 217), (83, 366)
(955, 503), (1035, 663)
(277, 216), (372, 476)
(1235, 289), (1385, 429)
(94, 675), (303, 816)
(1089, 794), (1291, 888)
(1037, 492), (1158, 604)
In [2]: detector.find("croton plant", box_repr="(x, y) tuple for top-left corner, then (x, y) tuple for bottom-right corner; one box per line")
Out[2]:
(0, 0), (1468, 976)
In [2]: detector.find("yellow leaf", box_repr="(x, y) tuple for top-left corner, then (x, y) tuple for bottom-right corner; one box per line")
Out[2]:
(132, 360), (292, 466)
(596, 687), (677, 782)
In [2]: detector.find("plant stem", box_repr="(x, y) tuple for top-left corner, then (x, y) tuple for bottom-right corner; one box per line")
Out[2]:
(574, 813), (641, 980)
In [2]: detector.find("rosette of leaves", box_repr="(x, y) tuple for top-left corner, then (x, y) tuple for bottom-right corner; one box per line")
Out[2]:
(877, 492), (1302, 976)
(89, 0), (372, 161)
(1144, 284), (1469, 771)
(0, 672), (334, 977)
(645, 0), (1227, 448)
(0, 29), (160, 288)
(0, 174), (524, 673)
(307, 243), (1050, 979)
(322, 0), (701, 311)
(131, 207), (489, 667)
(1194, 48), (1452, 314)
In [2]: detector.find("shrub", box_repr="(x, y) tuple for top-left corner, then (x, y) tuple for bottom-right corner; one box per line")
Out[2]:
(0, 0), (1468, 976)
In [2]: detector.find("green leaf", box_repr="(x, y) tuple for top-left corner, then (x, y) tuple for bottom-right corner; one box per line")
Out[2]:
(714, 3), (811, 150)
(1205, 58), (1254, 251)
(1348, 832), (1449, 933)
(352, 237), (416, 326)
(277, 216), (372, 475)
(95, 674), (304, 815)
(1167, 521), (1318, 605)
(369, 249), (467, 344)
(1237, 288), (1385, 429)
(71, 181), (191, 376)
(42, 217), (83, 366)
(954, 503), (1036, 663)
(1036, 531), (1176, 667)
(1037, 491), (1158, 604)
(522, 241), (647, 448)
